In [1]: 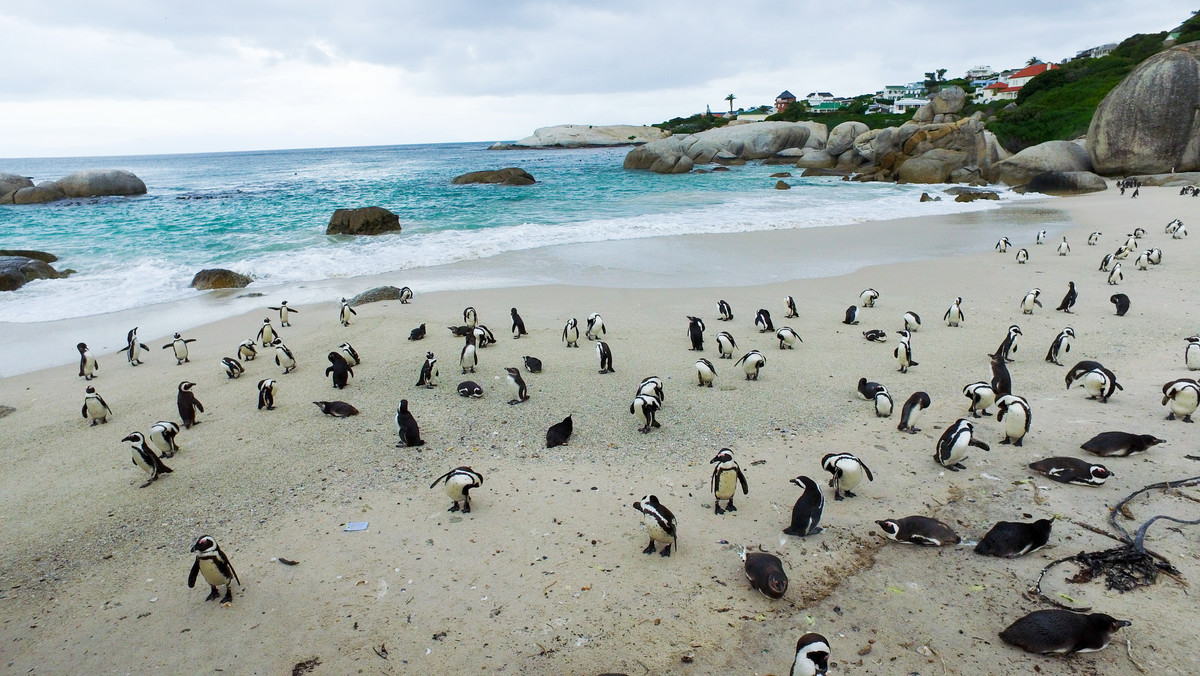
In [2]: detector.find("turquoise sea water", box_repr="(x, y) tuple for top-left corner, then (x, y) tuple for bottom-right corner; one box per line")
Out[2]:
(0, 142), (1042, 324)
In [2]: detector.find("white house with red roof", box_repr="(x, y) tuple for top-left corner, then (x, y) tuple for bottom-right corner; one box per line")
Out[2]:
(975, 62), (1059, 102)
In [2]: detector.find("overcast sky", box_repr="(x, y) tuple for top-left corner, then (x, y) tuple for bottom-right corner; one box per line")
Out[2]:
(1, 1), (1194, 158)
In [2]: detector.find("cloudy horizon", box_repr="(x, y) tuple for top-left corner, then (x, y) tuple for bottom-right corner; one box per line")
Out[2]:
(1, 1), (1194, 159)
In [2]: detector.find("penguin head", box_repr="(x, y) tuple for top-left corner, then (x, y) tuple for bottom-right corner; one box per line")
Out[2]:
(327, 351), (343, 364)
(173, 333), (181, 339)
(505, 367), (520, 377)
(397, 399), (409, 413)
(710, 448), (734, 464)
(875, 519), (901, 540)
(271, 339), (283, 347)
(632, 495), (659, 513)
(313, 401), (330, 413)
(191, 535), (218, 554)
(121, 432), (144, 444)
(77, 342), (88, 352)
(1089, 465), (1113, 481)
(86, 386), (96, 394)
(179, 381), (195, 393)
(793, 633), (831, 676)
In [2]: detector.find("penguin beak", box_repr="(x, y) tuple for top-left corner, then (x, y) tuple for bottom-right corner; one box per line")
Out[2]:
(709, 454), (722, 464)
(632, 501), (643, 513)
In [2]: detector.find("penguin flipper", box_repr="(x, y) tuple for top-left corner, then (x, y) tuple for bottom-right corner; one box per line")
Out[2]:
(860, 462), (874, 481)
(195, 400), (205, 413)
(81, 403), (88, 418)
(217, 549), (240, 585)
(737, 468), (749, 495)
(188, 559), (200, 588)
(429, 470), (454, 489)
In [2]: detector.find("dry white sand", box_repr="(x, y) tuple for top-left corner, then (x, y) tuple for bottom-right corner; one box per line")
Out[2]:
(2, 185), (1198, 675)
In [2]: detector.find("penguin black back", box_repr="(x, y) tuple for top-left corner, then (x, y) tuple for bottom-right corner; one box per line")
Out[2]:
(743, 550), (788, 599)
(546, 415), (573, 448)
(395, 399), (425, 447)
(975, 518), (1053, 558)
(176, 381), (204, 428)
(325, 351), (353, 389)
(782, 475), (823, 537)
(1110, 293), (1130, 316)
(408, 323), (426, 341)
(999, 609), (1129, 654)
(990, 354), (1012, 396)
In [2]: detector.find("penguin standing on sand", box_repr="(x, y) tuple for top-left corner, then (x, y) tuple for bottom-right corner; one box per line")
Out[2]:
(148, 420), (181, 458)
(1027, 457), (1112, 486)
(398, 286), (413, 303)
(1057, 237), (1070, 256)
(338, 298), (357, 326)
(630, 394), (661, 433)
(963, 381), (997, 418)
(821, 452), (873, 500)
(717, 299), (734, 321)
(842, 305), (859, 325)
(991, 353), (1013, 396)
(459, 334), (478, 374)
(338, 342), (360, 366)
(326, 351), (354, 388)
(716, 331), (737, 359)
(585, 312), (605, 341)
(709, 448), (749, 514)
(755, 309), (774, 332)
(121, 328), (149, 366)
(272, 339), (296, 374)
(268, 301), (299, 327)
(777, 326), (802, 350)
(995, 237), (1010, 253)
(463, 306), (478, 329)
(177, 381), (204, 428)
(77, 343), (98, 380)
(1099, 252), (1115, 271)
(893, 330), (916, 373)
(999, 610), (1130, 655)
(431, 466), (483, 513)
(395, 399), (425, 446)
(122, 431), (173, 487)
(790, 633), (831, 676)
(1036, 229), (1047, 245)
(896, 391), (931, 433)
(1162, 378), (1200, 422)
(82, 386), (113, 425)
(935, 418), (989, 471)
(1056, 281), (1077, 313)
(596, 340), (615, 374)
(546, 415), (572, 448)
(902, 311), (921, 332)
(874, 390), (893, 417)
(1107, 263), (1123, 285)
(734, 349), (766, 380)
(256, 379), (278, 410)
(784, 295), (799, 318)
(741, 548), (788, 599)
(976, 518), (1053, 558)
(1185, 338), (1200, 371)
(1110, 293), (1131, 316)
(632, 495), (677, 556)
(510, 308), (527, 339)
(1016, 248), (1029, 264)
(1088, 231), (1101, 245)
(996, 394), (1032, 446)
(1020, 289), (1042, 315)
(943, 297), (964, 327)
(860, 288), (879, 307)
(1045, 327), (1074, 365)
(505, 367), (529, 404)
(783, 476), (823, 537)
(162, 333), (197, 365)
(237, 339), (257, 361)
(695, 358), (716, 387)
(991, 324), (1022, 363)
(1135, 250), (1151, 270)
(256, 318), (276, 347)
(416, 352), (438, 388)
(221, 357), (244, 379)
(188, 535), (240, 604)
(876, 516), (960, 546)
(637, 376), (664, 403)
(408, 324), (426, 341)
(562, 318), (580, 347)
(686, 316), (705, 350)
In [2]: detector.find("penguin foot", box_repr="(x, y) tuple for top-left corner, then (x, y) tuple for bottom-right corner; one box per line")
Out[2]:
(638, 427), (650, 434)
(90, 420), (99, 426)
(651, 421), (660, 428)
(981, 411), (993, 417)
(462, 503), (471, 514)
(844, 491), (857, 498)
(139, 479), (154, 488)
(1167, 413), (1176, 420)
(714, 504), (724, 515)
(660, 545), (672, 557)
(833, 493), (844, 501)
(221, 588), (233, 604)
(952, 463), (966, 471)
(206, 586), (220, 602)
(908, 428), (920, 434)
(726, 502), (737, 512)
(1185, 416), (1194, 423)
(161, 451), (174, 458)
(643, 541), (656, 555)
(448, 503), (461, 513)
(707, 383), (713, 388)
(1000, 438), (1011, 445)
(508, 400), (520, 405)
(1014, 439), (1023, 447)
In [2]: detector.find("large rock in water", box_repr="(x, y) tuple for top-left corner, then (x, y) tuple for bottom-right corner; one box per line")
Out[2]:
(624, 122), (811, 173)
(6, 170), (145, 204)
(1089, 42), (1200, 175)
(0, 255), (69, 291)
(826, 121), (870, 156)
(451, 168), (536, 185)
(0, 173), (33, 203)
(989, 141), (1092, 186)
(493, 125), (668, 149)
(326, 206), (403, 236)
(348, 286), (403, 305)
(190, 268), (252, 290)
(1017, 171), (1108, 196)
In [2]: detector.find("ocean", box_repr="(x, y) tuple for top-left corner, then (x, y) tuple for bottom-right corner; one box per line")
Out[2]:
(0, 142), (1066, 374)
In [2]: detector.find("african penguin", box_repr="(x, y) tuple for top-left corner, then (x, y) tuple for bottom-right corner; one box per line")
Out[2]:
(326, 351), (354, 388)
(188, 535), (240, 604)
(256, 379), (278, 410)
(395, 399), (425, 446)
(715, 331), (737, 359)
(990, 324), (1022, 363)
(595, 340), (615, 374)
(1036, 229), (1047, 245)
(314, 401), (359, 417)
(459, 334), (478, 374)
(842, 305), (859, 325)
(893, 330), (916, 373)
(863, 329), (887, 342)
(782, 476), (823, 537)
(1174, 223), (1189, 238)
(1147, 247), (1162, 264)
(221, 357), (244, 379)
(81, 386), (113, 426)
(408, 323), (427, 341)
(995, 236), (1010, 253)
(416, 352), (438, 388)
(755, 308), (774, 332)
(338, 298), (357, 326)
(177, 381), (204, 428)
(585, 312), (605, 340)
(1044, 327), (1074, 365)
(272, 338), (296, 374)
(1110, 293), (1130, 316)
(77, 342), (98, 380)
(637, 376), (665, 403)
(896, 391), (931, 434)
(1087, 231), (1101, 245)
(546, 415), (572, 448)
(996, 394), (1031, 446)
(1020, 289), (1042, 315)
(562, 318), (580, 347)
(1080, 431), (1164, 457)
(630, 394), (661, 433)
(430, 466), (483, 513)
(256, 318), (276, 347)
(1055, 281), (1077, 313)
(935, 418), (989, 471)
(237, 339), (257, 361)
(875, 515), (960, 546)
(1027, 457), (1112, 486)
(1185, 337), (1200, 370)
(742, 548), (788, 599)
(821, 452), (873, 500)
(472, 325), (496, 348)
(522, 355), (542, 373)
(734, 349), (766, 380)
(267, 300), (299, 327)
(686, 316), (705, 350)
(999, 610), (1130, 655)
(1107, 262), (1123, 285)
(1068, 366), (1122, 402)
(398, 286), (413, 303)
(632, 494), (677, 557)
(457, 380), (484, 398)
(1098, 252), (1115, 271)
(463, 306), (477, 329)
(717, 299), (734, 321)
(975, 518), (1053, 558)
(990, 354), (1012, 397)
(963, 381), (997, 418)
(122, 431), (173, 487)
(1163, 378), (1200, 422)
(121, 327), (149, 366)
(148, 420), (181, 458)
(510, 307), (527, 339)
(505, 367), (529, 404)
(776, 326), (802, 350)
(1015, 248), (1029, 264)
(857, 377), (886, 400)
(709, 448), (749, 514)
(859, 288), (879, 307)
(783, 295), (798, 318)
(1056, 236), (1070, 256)
(338, 342), (361, 366)
(695, 358), (716, 387)
(790, 633), (831, 676)
(874, 390), (893, 417)
(1135, 249), (1151, 270)
(943, 297), (964, 327)
(902, 310), (921, 331)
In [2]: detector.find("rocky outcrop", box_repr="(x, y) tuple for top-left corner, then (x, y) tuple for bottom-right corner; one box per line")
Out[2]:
(910, 87), (966, 124)
(3, 169), (146, 204)
(1120, 171), (1200, 187)
(326, 206), (403, 236)
(826, 121), (870, 156)
(624, 122), (813, 173)
(1017, 171), (1108, 195)
(0, 249), (57, 263)
(451, 168), (536, 185)
(349, 286), (403, 305)
(989, 140), (1093, 186)
(1088, 42), (1200, 175)
(190, 269), (252, 290)
(849, 117), (1010, 184)
(952, 190), (1000, 202)
(492, 125), (669, 149)
(774, 180), (791, 190)
(0, 255), (69, 291)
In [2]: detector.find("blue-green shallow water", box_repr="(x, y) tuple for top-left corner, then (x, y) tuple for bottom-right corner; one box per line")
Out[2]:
(0, 142), (1049, 324)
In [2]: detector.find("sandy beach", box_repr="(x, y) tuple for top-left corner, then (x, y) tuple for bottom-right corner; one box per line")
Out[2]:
(2, 185), (1198, 675)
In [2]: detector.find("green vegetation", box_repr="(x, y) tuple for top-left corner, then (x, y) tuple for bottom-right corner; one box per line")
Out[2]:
(654, 112), (730, 135)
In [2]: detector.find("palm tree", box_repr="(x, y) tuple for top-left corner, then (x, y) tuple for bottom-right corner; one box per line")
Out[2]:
(725, 93), (737, 113)
(1026, 56), (1041, 66)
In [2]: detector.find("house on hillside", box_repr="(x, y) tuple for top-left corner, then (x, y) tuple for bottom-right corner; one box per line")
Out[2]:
(1006, 62), (1058, 88)
(774, 91), (796, 113)
(806, 92), (835, 105)
(809, 101), (845, 114)
(892, 97), (929, 114)
(965, 65), (995, 80)
(1075, 43), (1117, 60)
(974, 62), (1059, 103)
(880, 85), (907, 100)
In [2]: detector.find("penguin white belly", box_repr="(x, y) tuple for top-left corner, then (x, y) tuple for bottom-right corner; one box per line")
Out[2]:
(1187, 345), (1200, 370)
(197, 557), (231, 587)
(633, 404), (649, 427)
(643, 516), (672, 544)
(1081, 373), (1106, 397)
(1005, 411), (1027, 440)
(148, 430), (171, 455)
(905, 406), (924, 429)
(835, 462), (863, 492)
(128, 343), (142, 362)
(945, 435), (971, 464)
(82, 355), (97, 377)
(132, 449), (155, 476)
(715, 469), (738, 500)
(173, 343), (189, 361)
(445, 475), (473, 502)
(1170, 389), (1199, 416)
(977, 390), (996, 410)
(85, 398), (108, 420)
